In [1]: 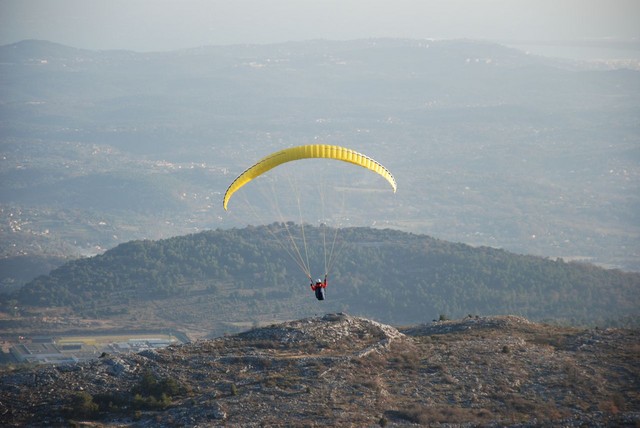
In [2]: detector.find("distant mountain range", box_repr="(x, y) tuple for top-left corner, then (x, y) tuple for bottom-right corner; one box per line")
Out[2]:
(1, 38), (638, 291)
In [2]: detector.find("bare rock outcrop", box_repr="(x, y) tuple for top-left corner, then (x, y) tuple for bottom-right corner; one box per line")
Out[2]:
(1, 313), (638, 427)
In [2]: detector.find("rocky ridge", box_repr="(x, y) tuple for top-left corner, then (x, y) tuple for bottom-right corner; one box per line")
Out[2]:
(0, 313), (638, 426)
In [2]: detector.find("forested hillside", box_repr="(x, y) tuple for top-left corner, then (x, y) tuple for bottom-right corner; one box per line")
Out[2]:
(13, 225), (639, 327)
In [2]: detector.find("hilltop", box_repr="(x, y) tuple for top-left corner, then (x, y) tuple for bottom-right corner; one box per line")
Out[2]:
(1, 313), (638, 426)
(5, 225), (640, 336)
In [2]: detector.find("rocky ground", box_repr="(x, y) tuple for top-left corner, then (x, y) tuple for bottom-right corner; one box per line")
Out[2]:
(1, 313), (639, 427)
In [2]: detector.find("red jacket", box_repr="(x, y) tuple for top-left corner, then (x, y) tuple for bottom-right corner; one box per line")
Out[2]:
(310, 278), (327, 290)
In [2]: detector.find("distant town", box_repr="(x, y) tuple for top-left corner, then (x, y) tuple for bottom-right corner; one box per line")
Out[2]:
(6, 332), (187, 365)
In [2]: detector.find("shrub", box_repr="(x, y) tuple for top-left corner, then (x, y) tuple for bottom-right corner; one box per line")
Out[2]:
(68, 392), (99, 419)
(130, 369), (183, 410)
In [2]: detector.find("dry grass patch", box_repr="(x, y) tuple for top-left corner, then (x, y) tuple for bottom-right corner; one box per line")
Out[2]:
(387, 404), (496, 425)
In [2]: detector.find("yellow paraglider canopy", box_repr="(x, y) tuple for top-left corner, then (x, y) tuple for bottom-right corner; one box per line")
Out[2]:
(223, 144), (396, 210)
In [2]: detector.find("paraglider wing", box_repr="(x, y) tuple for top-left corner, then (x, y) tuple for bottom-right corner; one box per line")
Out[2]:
(223, 144), (397, 210)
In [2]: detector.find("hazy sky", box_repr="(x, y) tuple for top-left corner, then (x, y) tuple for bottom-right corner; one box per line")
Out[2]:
(1, 0), (639, 52)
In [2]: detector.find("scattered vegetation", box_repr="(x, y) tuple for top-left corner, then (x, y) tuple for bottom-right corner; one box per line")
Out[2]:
(388, 405), (498, 425)
(132, 369), (182, 409)
(3, 314), (638, 426)
(66, 369), (184, 420)
(67, 392), (99, 419)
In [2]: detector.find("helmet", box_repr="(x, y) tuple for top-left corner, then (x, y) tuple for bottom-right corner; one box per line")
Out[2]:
(316, 278), (322, 283)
